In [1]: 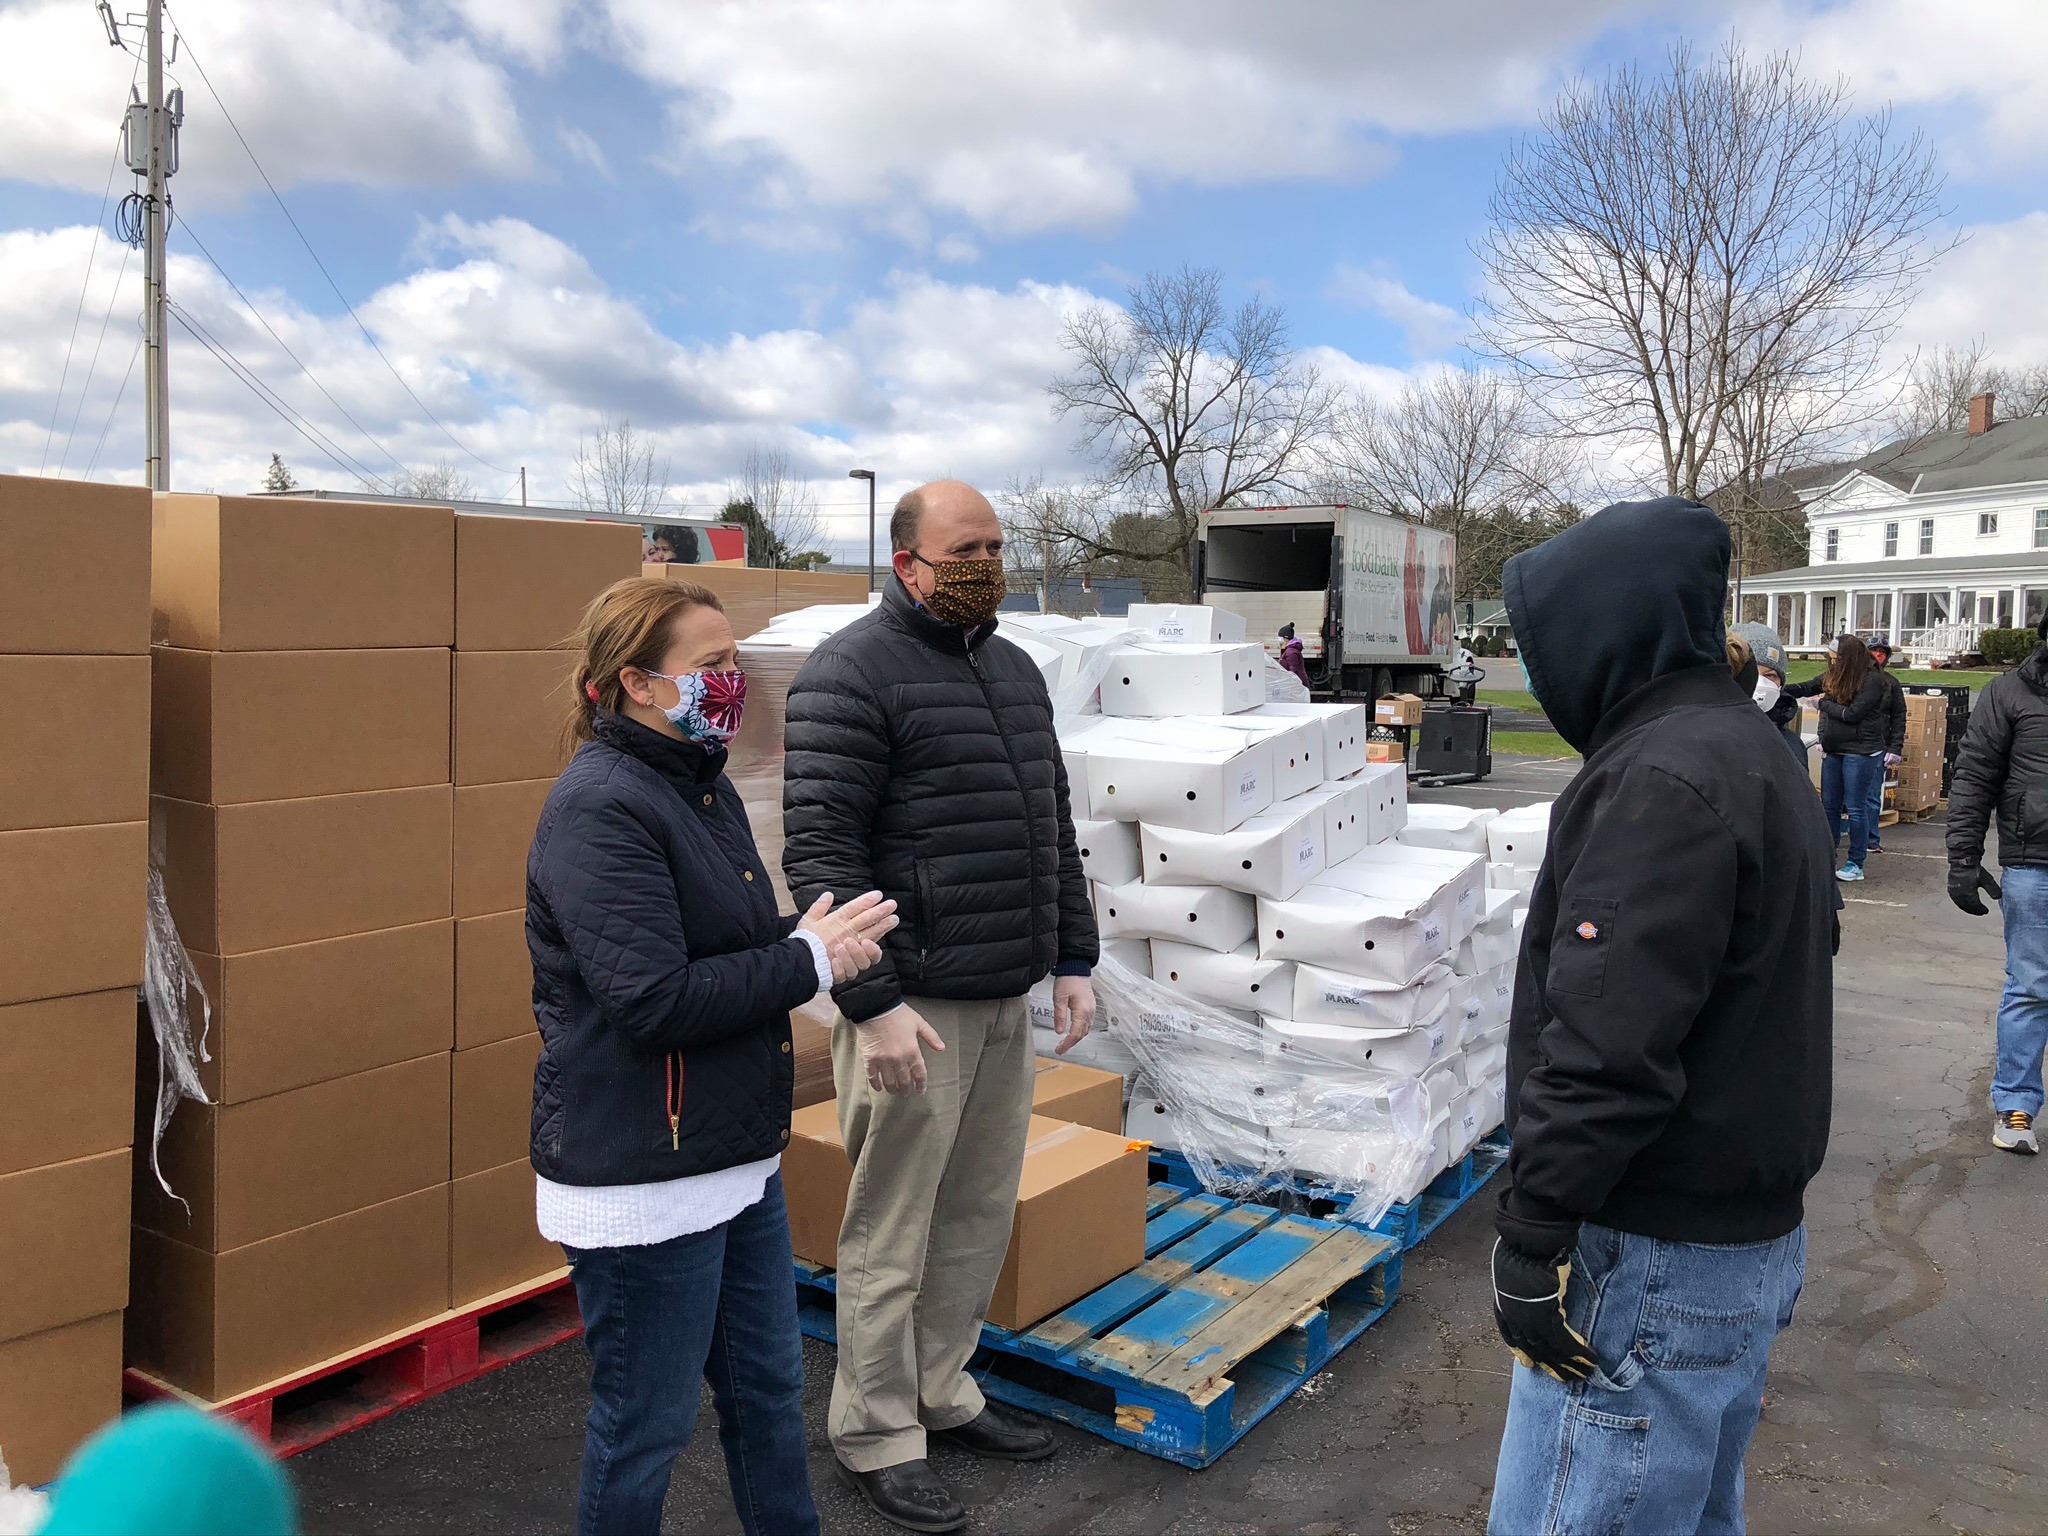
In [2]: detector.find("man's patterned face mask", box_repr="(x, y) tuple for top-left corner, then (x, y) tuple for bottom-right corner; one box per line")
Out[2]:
(912, 553), (1007, 627)
(647, 668), (747, 745)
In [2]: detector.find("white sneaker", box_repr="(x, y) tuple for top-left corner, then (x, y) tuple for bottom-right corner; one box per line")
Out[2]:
(1993, 1110), (2039, 1155)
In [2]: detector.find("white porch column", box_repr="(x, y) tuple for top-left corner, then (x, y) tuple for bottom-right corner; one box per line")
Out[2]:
(1805, 591), (1819, 647)
(1888, 587), (1902, 645)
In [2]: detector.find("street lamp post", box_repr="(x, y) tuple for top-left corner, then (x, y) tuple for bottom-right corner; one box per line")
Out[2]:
(849, 469), (877, 593)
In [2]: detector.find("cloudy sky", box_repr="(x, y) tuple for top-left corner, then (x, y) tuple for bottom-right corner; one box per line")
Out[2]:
(2, 0), (2044, 555)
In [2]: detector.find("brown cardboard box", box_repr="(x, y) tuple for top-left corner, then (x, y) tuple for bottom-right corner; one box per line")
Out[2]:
(1364, 742), (1406, 764)
(791, 1004), (836, 1110)
(188, 921), (454, 1104)
(1374, 694), (1425, 726)
(0, 990), (136, 1176)
(670, 564), (778, 645)
(135, 1053), (451, 1251)
(452, 1032), (542, 1179)
(0, 821), (147, 1006)
(0, 1312), (124, 1487)
(0, 475), (150, 654)
(0, 656), (150, 831)
(126, 1184), (450, 1402)
(451, 1158), (562, 1308)
(453, 651), (573, 786)
(1031, 1058), (1125, 1134)
(151, 647), (452, 804)
(152, 785), (451, 956)
(455, 514), (642, 651)
(0, 1150), (130, 1342)
(453, 779), (550, 917)
(151, 494), (454, 650)
(783, 1107), (1147, 1330)
(456, 911), (535, 1050)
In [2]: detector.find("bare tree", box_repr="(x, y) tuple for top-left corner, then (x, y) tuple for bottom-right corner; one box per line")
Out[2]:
(1477, 41), (1949, 501)
(394, 461), (478, 502)
(1320, 367), (1580, 599)
(997, 474), (1097, 613)
(1889, 341), (2048, 440)
(725, 446), (827, 568)
(572, 417), (671, 518)
(1049, 265), (1335, 577)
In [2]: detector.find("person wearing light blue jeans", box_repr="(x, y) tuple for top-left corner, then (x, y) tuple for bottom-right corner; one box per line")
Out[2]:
(1993, 866), (2048, 1125)
(1490, 1224), (1807, 1536)
(1820, 750), (1884, 872)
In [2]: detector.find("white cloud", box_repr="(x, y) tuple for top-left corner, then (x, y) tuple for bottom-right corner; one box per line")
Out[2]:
(934, 235), (980, 265)
(599, 0), (1656, 235)
(1896, 212), (2048, 363)
(1743, 0), (2048, 174)
(557, 124), (613, 180)
(446, 0), (579, 67)
(1326, 265), (1467, 357)
(0, 0), (530, 203)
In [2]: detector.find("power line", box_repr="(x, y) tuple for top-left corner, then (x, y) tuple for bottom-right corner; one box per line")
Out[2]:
(54, 244), (135, 478)
(168, 300), (388, 491)
(43, 55), (139, 475)
(164, 5), (516, 477)
(174, 216), (408, 491)
(82, 339), (143, 478)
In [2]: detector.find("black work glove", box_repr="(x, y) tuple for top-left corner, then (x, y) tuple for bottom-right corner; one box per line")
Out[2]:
(1950, 864), (2003, 917)
(1491, 1238), (1598, 1382)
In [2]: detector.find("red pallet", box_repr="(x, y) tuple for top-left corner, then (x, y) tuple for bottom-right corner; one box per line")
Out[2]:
(123, 1270), (582, 1457)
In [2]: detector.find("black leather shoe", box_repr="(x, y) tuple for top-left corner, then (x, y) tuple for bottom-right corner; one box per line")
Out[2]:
(835, 1458), (968, 1533)
(933, 1402), (1056, 1461)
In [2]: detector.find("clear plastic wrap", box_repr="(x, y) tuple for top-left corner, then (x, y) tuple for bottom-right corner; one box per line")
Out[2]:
(141, 861), (213, 1207)
(1091, 954), (1433, 1224)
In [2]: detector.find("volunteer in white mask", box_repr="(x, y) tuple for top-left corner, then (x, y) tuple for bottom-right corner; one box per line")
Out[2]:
(1732, 621), (1804, 763)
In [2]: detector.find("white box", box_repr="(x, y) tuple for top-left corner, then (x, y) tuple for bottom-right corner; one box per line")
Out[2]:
(1101, 643), (1264, 718)
(1096, 879), (1257, 953)
(1487, 861), (1538, 893)
(1278, 1126), (1414, 1189)
(1357, 762), (1408, 843)
(1183, 713), (1324, 800)
(1454, 889), (1522, 975)
(1465, 1038), (1508, 1087)
(1289, 780), (1374, 866)
(1140, 800), (1324, 900)
(1423, 1059), (1464, 1118)
(1396, 803), (1499, 855)
(1034, 1024), (1142, 1076)
(1074, 817), (1143, 886)
(1000, 629), (1067, 692)
(1290, 960), (1454, 1031)
(1084, 722), (1274, 833)
(1101, 936), (1153, 972)
(1486, 802), (1552, 868)
(1256, 883), (1452, 985)
(1263, 1005), (1456, 1075)
(1125, 1094), (1182, 1151)
(1319, 843), (1488, 951)
(1150, 939), (1294, 1015)
(1249, 701), (1370, 783)
(1125, 603), (1247, 644)
(1055, 717), (1121, 819)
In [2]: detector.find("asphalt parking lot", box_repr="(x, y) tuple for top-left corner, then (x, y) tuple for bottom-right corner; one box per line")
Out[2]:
(293, 759), (2040, 1534)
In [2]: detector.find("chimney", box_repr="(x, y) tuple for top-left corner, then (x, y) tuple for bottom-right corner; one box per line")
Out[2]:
(1968, 391), (1995, 436)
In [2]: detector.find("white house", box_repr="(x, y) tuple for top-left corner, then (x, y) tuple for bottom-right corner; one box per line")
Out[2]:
(1738, 395), (2048, 660)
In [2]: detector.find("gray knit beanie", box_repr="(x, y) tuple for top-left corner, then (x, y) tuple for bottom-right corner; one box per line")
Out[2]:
(1731, 621), (1788, 678)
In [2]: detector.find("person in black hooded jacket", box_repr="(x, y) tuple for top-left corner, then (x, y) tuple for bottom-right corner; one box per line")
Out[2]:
(1485, 498), (1837, 1536)
(527, 576), (899, 1536)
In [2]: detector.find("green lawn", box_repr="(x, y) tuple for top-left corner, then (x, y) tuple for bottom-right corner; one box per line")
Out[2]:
(1783, 659), (1995, 689)
(1493, 728), (1576, 759)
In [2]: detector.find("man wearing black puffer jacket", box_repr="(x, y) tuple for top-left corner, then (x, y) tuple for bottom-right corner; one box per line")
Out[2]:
(784, 479), (1098, 1532)
(1486, 499), (1838, 1536)
(1948, 616), (2048, 1156)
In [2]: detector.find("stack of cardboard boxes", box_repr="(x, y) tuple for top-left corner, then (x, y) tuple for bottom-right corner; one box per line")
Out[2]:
(1896, 691), (1949, 816)
(449, 514), (639, 1306)
(0, 476), (152, 1485)
(130, 495), (460, 1402)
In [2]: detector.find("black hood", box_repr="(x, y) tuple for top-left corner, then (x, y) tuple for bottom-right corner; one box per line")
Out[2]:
(1503, 497), (1729, 752)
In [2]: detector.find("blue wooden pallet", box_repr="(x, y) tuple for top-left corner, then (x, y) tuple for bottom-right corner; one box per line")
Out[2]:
(1147, 1128), (1510, 1253)
(794, 1182), (1401, 1468)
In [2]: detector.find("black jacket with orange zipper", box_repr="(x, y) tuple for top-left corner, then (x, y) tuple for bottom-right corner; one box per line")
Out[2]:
(526, 710), (818, 1185)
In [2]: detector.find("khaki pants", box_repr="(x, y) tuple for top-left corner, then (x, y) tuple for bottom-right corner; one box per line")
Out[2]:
(828, 993), (1034, 1471)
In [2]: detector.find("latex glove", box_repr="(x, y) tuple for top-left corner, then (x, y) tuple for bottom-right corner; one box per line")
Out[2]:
(795, 891), (898, 983)
(1050, 975), (1096, 1054)
(1950, 864), (2003, 917)
(856, 1003), (946, 1095)
(1884, 753), (1903, 766)
(1491, 1238), (1598, 1383)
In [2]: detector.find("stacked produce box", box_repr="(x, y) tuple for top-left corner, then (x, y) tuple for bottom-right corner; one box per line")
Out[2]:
(0, 476), (152, 1485)
(1895, 689), (1950, 816)
(449, 514), (640, 1306)
(133, 494), (459, 1401)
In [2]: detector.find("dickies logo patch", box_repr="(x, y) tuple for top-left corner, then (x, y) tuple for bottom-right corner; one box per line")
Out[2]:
(1576, 921), (1601, 940)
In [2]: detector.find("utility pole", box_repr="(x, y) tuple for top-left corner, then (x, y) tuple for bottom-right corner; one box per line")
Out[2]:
(849, 469), (877, 592)
(519, 466), (527, 506)
(141, 0), (172, 490)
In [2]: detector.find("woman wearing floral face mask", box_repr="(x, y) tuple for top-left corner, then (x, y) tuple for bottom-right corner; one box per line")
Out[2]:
(529, 576), (899, 1536)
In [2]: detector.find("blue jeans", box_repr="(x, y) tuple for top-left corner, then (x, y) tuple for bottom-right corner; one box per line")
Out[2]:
(1490, 1223), (1806, 1536)
(1820, 752), (1882, 866)
(564, 1175), (819, 1536)
(1995, 865), (2048, 1117)
(1864, 755), (1888, 846)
